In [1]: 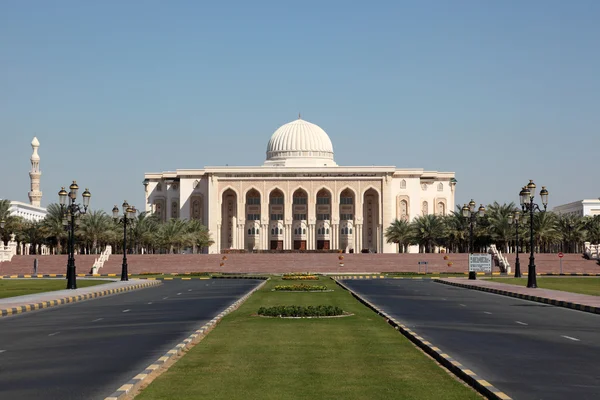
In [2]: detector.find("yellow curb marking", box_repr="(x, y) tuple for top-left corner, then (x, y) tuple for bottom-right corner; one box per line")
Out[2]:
(477, 380), (492, 387)
(118, 384), (134, 391)
(463, 369), (476, 375)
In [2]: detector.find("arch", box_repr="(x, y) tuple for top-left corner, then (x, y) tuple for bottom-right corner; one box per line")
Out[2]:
(314, 186), (333, 203)
(436, 201), (446, 216)
(243, 186), (264, 200)
(171, 200), (179, 219)
(190, 195), (204, 222)
(221, 188), (238, 250)
(362, 188), (380, 253)
(219, 185), (241, 201)
(290, 185), (309, 199)
(338, 186), (358, 202)
(437, 183), (443, 192)
(422, 201), (429, 216)
(267, 186), (286, 199)
(361, 185), (381, 199)
(245, 188), (261, 203)
(400, 179), (407, 189)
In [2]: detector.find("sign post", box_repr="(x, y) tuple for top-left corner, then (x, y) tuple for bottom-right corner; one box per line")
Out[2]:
(418, 261), (428, 274)
(558, 252), (564, 274)
(468, 254), (492, 280)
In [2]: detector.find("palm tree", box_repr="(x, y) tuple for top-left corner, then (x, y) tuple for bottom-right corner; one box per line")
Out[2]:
(385, 218), (412, 253)
(556, 214), (585, 253)
(184, 219), (214, 254)
(411, 214), (446, 253)
(443, 208), (469, 252)
(130, 212), (160, 254)
(584, 215), (600, 244)
(156, 219), (187, 253)
(532, 211), (559, 252)
(486, 202), (518, 252)
(42, 203), (67, 254)
(22, 220), (48, 254)
(77, 210), (112, 254)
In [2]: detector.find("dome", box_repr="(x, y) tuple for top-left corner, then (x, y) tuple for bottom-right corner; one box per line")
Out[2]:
(264, 118), (336, 167)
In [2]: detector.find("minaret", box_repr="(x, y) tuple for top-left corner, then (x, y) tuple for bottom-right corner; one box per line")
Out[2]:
(28, 137), (42, 207)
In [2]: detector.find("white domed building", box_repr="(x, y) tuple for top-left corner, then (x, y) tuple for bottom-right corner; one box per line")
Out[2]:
(144, 117), (456, 253)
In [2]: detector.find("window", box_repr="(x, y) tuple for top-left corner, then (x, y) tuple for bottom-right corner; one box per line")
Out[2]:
(437, 183), (443, 192)
(400, 179), (406, 189)
(247, 214), (260, 220)
(247, 197), (260, 205)
(279, 228), (283, 234)
(270, 213), (283, 220)
(326, 228), (329, 234)
(294, 228), (298, 235)
(317, 197), (330, 204)
(340, 214), (353, 220)
(248, 229), (252, 235)
(340, 197), (353, 205)
(271, 228), (275, 235)
(293, 197), (307, 205)
(303, 229), (306, 234)
(293, 214), (307, 220)
(317, 214), (330, 220)
(270, 196), (284, 204)
(349, 228), (352, 234)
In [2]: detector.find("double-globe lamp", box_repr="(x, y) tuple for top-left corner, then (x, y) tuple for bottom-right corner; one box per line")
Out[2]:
(519, 180), (548, 288)
(113, 201), (136, 281)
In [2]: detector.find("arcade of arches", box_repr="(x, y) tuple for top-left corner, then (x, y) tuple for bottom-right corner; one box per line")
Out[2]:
(218, 186), (380, 253)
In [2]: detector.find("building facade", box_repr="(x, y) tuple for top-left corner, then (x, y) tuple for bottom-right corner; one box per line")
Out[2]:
(553, 199), (600, 217)
(144, 118), (457, 253)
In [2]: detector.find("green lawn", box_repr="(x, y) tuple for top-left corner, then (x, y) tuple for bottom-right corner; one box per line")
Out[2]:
(0, 279), (110, 299)
(137, 277), (479, 400)
(489, 277), (600, 296)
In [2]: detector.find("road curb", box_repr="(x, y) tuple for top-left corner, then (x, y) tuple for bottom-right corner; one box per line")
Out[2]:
(435, 279), (600, 315)
(0, 280), (162, 318)
(334, 278), (512, 400)
(103, 278), (269, 400)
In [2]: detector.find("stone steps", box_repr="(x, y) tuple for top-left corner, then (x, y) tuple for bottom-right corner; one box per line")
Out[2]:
(1, 253), (597, 274)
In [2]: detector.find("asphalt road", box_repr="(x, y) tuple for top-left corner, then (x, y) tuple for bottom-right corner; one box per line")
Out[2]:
(0, 279), (261, 400)
(341, 279), (600, 400)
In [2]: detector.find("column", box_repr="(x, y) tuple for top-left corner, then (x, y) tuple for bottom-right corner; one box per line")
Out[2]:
(332, 224), (338, 250)
(216, 224), (221, 253)
(356, 224), (362, 252)
(308, 224), (315, 250)
(285, 224), (292, 250)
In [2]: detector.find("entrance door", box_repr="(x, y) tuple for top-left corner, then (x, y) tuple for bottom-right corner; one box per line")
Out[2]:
(317, 240), (330, 250)
(270, 240), (283, 250)
(294, 240), (307, 250)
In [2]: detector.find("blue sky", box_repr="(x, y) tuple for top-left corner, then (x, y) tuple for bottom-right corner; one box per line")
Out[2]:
(1, 0), (599, 214)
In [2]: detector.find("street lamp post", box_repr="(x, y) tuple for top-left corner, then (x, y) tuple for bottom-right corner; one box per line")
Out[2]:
(58, 181), (91, 290)
(519, 180), (549, 288)
(0, 219), (5, 246)
(462, 199), (486, 280)
(507, 211), (522, 278)
(113, 201), (136, 281)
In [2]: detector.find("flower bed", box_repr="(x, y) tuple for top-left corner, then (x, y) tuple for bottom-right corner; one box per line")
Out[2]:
(257, 305), (344, 317)
(281, 275), (319, 280)
(274, 284), (328, 292)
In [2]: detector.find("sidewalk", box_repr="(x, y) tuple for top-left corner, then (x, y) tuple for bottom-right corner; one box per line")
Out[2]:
(0, 279), (162, 318)
(435, 278), (600, 315)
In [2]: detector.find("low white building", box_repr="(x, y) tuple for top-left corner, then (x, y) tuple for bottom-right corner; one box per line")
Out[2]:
(144, 117), (457, 254)
(553, 199), (600, 217)
(8, 201), (47, 222)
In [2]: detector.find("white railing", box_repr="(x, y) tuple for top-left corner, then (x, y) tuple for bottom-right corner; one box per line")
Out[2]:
(0, 234), (18, 263)
(91, 245), (112, 274)
(583, 242), (599, 260)
(489, 244), (510, 273)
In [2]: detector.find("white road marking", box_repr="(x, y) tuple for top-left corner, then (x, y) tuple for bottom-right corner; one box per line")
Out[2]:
(561, 335), (580, 341)
(0, 350), (6, 353)
(515, 321), (528, 326)
(441, 298), (447, 301)
(187, 289), (192, 292)
(163, 297), (168, 300)
(48, 332), (60, 336)
(483, 311), (492, 315)
(92, 318), (103, 322)
(147, 302), (153, 305)
(122, 309), (131, 313)
(459, 304), (466, 307)
(177, 293), (182, 295)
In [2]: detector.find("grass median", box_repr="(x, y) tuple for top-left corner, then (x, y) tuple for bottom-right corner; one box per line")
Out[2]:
(489, 277), (600, 296)
(136, 277), (479, 400)
(0, 279), (110, 299)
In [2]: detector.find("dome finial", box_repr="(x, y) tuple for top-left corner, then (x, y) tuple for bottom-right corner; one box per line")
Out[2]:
(298, 112), (301, 120)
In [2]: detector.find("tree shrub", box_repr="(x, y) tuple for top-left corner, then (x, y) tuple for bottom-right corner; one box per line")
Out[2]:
(257, 305), (344, 317)
(274, 284), (328, 291)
